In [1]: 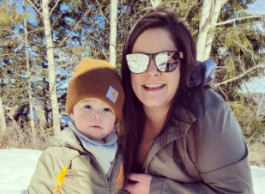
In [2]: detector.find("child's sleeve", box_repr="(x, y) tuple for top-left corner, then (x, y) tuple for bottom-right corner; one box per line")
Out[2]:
(27, 146), (70, 194)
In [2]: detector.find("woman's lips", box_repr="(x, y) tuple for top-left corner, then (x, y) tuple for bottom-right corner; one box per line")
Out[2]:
(142, 84), (166, 91)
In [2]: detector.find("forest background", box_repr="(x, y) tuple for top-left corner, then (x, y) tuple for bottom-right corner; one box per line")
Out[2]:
(0, 0), (265, 165)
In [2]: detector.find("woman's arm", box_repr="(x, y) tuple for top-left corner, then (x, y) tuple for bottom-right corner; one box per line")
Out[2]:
(149, 99), (253, 194)
(150, 155), (252, 193)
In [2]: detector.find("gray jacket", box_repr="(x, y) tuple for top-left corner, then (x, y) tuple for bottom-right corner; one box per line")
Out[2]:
(123, 59), (253, 193)
(147, 88), (253, 193)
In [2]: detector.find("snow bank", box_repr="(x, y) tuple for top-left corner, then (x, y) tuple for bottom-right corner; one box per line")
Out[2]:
(0, 149), (42, 194)
(0, 148), (264, 194)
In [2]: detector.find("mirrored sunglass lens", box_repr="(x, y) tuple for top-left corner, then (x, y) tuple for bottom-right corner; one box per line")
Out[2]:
(156, 52), (178, 72)
(155, 52), (168, 72)
(126, 54), (149, 73)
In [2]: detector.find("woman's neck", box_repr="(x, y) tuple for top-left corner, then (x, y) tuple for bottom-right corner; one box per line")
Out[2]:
(143, 104), (170, 138)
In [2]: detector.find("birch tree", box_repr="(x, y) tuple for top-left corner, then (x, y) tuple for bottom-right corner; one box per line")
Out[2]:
(196, 0), (265, 63)
(0, 97), (6, 133)
(23, 0), (36, 143)
(150, 0), (161, 8)
(42, 0), (60, 134)
(109, 0), (118, 67)
(196, 0), (228, 62)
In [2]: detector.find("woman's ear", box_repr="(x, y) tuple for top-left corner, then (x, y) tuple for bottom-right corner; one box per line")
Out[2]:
(113, 123), (120, 132)
(112, 124), (117, 132)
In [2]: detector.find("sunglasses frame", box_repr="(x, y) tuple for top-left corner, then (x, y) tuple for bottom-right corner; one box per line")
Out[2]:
(126, 51), (184, 74)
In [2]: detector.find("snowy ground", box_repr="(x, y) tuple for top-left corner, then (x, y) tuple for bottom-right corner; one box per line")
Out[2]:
(0, 149), (264, 194)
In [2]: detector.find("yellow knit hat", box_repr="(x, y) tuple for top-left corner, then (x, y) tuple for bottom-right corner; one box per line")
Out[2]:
(66, 58), (124, 122)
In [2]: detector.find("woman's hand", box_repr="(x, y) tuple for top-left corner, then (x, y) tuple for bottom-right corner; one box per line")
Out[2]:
(124, 173), (153, 194)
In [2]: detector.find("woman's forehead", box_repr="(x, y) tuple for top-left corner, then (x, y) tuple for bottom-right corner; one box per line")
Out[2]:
(132, 28), (178, 54)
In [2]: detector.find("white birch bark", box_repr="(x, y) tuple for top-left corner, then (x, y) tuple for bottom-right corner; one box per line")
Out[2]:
(42, 0), (60, 134)
(150, 0), (161, 8)
(0, 97), (7, 133)
(203, 0), (227, 61)
(109, 0), (118, 67)
(23, 0), (35, 144)
(196, 0), (228, 61)
(257, 93), (265, 117)
(196, 0), (212, 61)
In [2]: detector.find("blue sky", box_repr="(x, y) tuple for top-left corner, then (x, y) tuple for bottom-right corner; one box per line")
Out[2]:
(242, 0), (265, 93)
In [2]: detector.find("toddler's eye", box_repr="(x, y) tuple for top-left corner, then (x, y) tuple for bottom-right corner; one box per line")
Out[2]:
(104, 108), (113, 112)
(85, 105), (92, 109)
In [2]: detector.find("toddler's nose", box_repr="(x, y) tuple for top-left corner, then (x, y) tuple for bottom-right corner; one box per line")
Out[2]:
(92, 112), (103, 120)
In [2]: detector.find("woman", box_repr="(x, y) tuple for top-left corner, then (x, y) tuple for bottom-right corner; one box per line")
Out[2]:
(120, 7), (254, 194)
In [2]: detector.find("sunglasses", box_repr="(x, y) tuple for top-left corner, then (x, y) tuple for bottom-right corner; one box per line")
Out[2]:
(126, 51), (183, 74)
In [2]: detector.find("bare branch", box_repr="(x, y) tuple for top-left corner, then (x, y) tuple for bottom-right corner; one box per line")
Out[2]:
(50, 0), (61, 16)
(0, 53), (25, 57)
(0, 28), (25, 42)
(51, 12), (63, 28)
(57, 61), (80, 69)
(26, 0), (43, 17)
(57, 9), (91, 47)
(0, 28), (19, 35)
(184, 1), (197, 20)
(27, 28), (44, 34)
(216, 85), (231, 107)
(95, 0), (107, 22)
(216, 66), (228, 69)
(89, 36), (108, 59)
(215, 14), (265, 26)
(215, 64), (263, 86)
(233, 40), (265, 62)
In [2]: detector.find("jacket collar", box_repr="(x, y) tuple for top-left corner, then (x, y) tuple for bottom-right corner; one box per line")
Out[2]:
(145, 107), (197, 172)
(47, 125), (87, 153)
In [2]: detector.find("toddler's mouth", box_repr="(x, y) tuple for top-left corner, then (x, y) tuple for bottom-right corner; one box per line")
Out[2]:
(90, 125), (103, 129)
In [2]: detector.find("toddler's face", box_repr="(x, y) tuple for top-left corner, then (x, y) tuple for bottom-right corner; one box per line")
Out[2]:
(70, 98), (116, 143)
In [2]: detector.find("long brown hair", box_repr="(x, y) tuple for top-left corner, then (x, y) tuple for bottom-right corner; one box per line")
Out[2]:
(120, 7), (205, 178)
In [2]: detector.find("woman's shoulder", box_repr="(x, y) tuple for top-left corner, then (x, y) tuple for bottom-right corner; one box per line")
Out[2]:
(189, 88), (243, 138)
(188, 87), (226, 119)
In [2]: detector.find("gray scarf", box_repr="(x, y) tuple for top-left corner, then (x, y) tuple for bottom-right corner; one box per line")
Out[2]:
(68, 122), (118, 174)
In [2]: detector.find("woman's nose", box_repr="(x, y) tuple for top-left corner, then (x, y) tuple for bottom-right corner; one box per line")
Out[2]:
(146, 59), (160, 76)
(92, 112), (103, 120)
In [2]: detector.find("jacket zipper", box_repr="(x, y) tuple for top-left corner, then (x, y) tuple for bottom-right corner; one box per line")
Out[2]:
(107, 152), (120, 193)
(89, 153), (110, 194)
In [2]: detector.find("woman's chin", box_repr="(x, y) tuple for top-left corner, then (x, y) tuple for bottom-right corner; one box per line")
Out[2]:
(142, 99), (170, 109)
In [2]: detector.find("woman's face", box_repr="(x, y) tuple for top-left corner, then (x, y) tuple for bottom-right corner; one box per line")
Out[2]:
(131, 28), (181, 108)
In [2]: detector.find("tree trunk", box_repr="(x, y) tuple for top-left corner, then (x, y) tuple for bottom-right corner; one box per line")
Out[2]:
(196, 0), (228, 61)
(150, 0), (161, 8)
(109, 0), (118, 67)
(203, 1), (225, 60)
(23, 0), (36, 145)
(0, 97), (7, 133)
(196, 0), (212, 61)
(42, 0), (60, 134)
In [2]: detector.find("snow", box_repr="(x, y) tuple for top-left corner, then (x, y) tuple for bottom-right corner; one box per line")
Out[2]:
(0, 149), (42, 194)
(0, 148), (264, 194)
(250, 166), (265, 194)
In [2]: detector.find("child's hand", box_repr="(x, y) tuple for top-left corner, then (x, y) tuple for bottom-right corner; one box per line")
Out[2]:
(124, 173), (152, 194)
